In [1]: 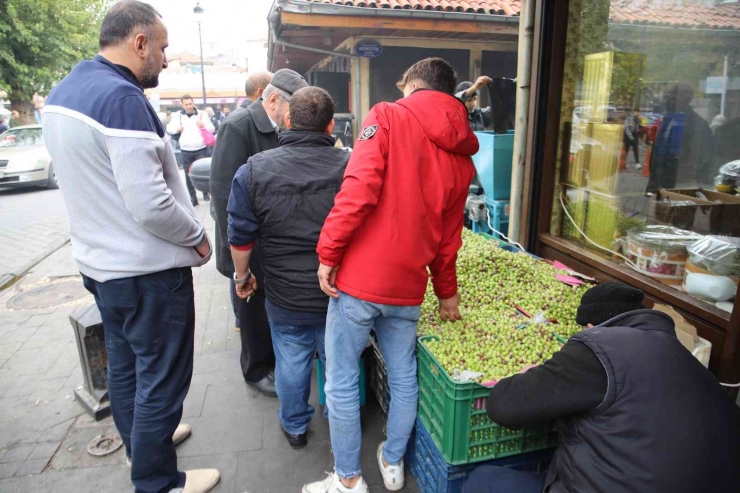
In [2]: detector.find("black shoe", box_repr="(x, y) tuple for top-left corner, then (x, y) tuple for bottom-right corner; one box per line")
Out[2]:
(191, 198), (199, 207)
(203, 193), (210, 201)
(282, 428), (307, 449)
(246, 374), (277, 397)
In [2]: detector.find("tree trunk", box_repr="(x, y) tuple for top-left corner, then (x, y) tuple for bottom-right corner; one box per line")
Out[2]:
(11, 100), (36, 126)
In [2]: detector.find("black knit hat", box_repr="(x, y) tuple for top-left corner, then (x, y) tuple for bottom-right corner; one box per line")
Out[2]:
(576, 281), (645, 327)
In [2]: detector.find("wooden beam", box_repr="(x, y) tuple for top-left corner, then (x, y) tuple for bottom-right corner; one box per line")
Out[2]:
(281, 12), (519, 36)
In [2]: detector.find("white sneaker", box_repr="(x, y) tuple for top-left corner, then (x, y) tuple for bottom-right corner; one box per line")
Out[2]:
(302, 472), (369, 493)
(635, 164), (643, 170)
(377, 442), (404, 491)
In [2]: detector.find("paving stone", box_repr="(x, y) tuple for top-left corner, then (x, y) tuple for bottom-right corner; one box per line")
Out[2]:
(0, 463), (131, 493)
(0, 445), (34, 464)
(36, 418), (75, 444)
(182, 383), (208, 419)
(14, 458), (48, 476)
(178, 452), (238, 493)
(0, 461), (22, 480)
(175, 411), (262, 457)
(28, 443), (59, 462)
(49, 423), (124, 471)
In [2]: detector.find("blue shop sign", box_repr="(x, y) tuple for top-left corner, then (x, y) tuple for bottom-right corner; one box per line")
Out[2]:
(355, 39), (383, 58)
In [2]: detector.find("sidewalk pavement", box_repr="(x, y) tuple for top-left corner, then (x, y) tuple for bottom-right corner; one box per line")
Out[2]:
(0, 203), (417, 493)
(0, 188), (70, 289)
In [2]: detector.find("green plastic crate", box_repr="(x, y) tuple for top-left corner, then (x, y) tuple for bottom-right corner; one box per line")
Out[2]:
(418, 336), (556, 465)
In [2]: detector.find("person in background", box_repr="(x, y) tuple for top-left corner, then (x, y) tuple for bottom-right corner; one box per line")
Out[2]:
(0, 117), (7, 134)
(218, 105), (231, 125)
(210, 69), (307, 397)
(304, 57), (477, 493)
(245, 72), (273, 105)
(166, 94), (214, 206)
(32, 93), (45, 124)
(228, 86), (350, 450)
(42, 1), (220, 492)
(9, 110), (21, 129)
(206, 107), (219, 133)
(456, 76), (493, 131)
(623, 108), (642, 170)
(464, 282), (740, 493)
(647, 83), (713, 190)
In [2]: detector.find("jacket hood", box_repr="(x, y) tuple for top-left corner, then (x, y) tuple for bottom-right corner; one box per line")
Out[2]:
(395, 90), (479, 156)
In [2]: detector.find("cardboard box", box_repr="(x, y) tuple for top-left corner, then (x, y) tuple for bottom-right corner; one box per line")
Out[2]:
(653, 190), (722, 234)
(668, 189), (740, 237)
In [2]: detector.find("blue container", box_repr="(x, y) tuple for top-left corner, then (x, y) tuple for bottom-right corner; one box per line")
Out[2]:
(316, 355), (367, 407)
(471, 199), (510, 241)
(471, 132), (514, 200)
(407, 418), (553, 493)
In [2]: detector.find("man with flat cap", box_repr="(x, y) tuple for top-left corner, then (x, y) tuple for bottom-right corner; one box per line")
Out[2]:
(210, 68), (308, 396)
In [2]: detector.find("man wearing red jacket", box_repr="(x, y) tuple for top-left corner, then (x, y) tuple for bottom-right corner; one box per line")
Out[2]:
(304, 58), (478, 493)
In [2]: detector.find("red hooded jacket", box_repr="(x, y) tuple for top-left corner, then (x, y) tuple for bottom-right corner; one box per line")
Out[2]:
(317, 89), (478, 306)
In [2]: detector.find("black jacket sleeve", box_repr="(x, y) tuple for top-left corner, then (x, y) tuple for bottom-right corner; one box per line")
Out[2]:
(487, 340), (608, 429)
(210, 118), (253, 277)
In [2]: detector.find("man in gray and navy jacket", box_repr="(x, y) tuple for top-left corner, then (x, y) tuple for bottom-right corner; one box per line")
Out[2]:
(42, 2), (219, 493)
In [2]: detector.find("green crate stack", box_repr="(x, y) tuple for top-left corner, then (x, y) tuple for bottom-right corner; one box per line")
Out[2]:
(417, 335), (556, 466)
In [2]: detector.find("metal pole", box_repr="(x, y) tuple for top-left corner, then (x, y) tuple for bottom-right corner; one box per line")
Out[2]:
(721, 54), (729, 117)
(198, 22), (207, 107)
(508, 0), (535, 245)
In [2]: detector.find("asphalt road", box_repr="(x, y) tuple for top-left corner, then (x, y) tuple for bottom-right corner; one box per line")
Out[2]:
(0, 187), (69, 284)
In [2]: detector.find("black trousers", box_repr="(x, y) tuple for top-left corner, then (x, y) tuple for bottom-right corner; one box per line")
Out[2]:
(235, 288), (275, 383)
(624, 137), (640, 165)
(180, 148), (209, 201)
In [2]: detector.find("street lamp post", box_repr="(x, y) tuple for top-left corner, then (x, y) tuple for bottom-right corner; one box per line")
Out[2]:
(194, 2), (207, 108)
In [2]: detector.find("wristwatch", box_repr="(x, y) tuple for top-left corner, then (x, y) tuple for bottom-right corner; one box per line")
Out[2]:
(233, 270), (252, 286)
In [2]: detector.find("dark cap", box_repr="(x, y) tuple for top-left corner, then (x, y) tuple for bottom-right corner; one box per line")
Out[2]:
(271, 69), (308, 97)
(455, 81), (478, 101)
(576, 281), (645, 327)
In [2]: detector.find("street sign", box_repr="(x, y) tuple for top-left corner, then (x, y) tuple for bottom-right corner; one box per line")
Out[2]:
(355, 39), (383, 58)
(705, 76), (726, 95)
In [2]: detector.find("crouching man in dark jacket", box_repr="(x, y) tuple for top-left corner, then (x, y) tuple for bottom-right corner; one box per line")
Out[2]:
(227, 87), (350, 449)
(464, 282), (740, 493)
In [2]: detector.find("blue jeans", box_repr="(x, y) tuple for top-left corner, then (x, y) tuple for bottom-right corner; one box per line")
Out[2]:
(462, 466), (545, 493)
(325, 291), (420, 479)
(269, 318), (327, 434)
(82, 269), (192, 493)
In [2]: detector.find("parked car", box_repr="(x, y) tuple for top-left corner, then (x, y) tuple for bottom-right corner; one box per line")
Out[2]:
(0, 125), (57, 189)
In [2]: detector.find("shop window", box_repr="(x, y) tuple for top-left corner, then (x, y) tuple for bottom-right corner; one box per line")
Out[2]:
(550, 0), (740, 317)
(369, 46), (470, 106)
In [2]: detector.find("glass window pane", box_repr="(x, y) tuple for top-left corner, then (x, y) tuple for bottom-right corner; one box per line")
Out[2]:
(551, 0), (740, 316)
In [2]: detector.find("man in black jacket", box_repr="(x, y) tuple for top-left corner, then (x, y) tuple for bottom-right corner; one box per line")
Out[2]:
(464, 282), (740, 493)
(209, 68), (307, 396)
(227, 87), (350, 449)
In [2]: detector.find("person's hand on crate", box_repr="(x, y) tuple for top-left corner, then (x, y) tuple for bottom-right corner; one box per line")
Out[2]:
(438, 292), (462, 321)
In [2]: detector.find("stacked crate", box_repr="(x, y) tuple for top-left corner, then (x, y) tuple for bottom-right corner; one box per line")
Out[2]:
(560, 51), (646, 251)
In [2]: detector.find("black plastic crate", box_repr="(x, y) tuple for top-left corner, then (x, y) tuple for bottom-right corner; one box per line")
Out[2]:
(369, 334), (390, 414)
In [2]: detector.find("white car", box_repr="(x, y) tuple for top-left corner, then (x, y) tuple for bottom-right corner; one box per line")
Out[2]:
(0, 125), (57, 189)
